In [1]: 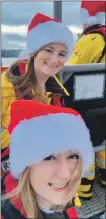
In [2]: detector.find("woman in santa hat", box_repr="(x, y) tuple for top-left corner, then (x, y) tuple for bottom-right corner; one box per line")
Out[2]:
(68, 1), (106, 64)
(68, 1), (106, 200)
(1, 100), (94, 219)
(1, 12), (73, 176)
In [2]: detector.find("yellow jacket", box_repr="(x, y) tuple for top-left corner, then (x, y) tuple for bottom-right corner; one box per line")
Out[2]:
(68, 33), (105, 64)
(1, 72), (69, 150)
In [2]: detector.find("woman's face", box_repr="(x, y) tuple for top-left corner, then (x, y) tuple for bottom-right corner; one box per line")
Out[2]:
(34, 43), (67, 78)
(29, 151), (81, 210)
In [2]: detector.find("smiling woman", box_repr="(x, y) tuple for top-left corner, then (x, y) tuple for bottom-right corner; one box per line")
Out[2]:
(29, 152), (81, 209)
(1, 12), (74, 176)
(1, 100), (94, 219)
(33, 43), (67, 79)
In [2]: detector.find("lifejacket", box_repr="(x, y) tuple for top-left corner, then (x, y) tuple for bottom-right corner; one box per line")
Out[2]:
(1, 173), (78, 219)
(1, 147), (10, 176)
(80, 24), (106, 63)
(11, 61), (69, 103)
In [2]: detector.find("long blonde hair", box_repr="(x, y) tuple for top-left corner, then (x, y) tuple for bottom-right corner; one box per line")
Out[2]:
(2, 159), (82, 218)
(6, 53), (48, 104)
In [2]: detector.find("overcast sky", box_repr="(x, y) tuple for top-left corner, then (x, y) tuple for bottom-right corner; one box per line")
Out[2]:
(1, 1), (82, 50)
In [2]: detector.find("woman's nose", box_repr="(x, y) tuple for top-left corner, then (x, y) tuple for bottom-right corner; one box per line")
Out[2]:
(50, 53), (59, 65)
(56, 160), (71, 180)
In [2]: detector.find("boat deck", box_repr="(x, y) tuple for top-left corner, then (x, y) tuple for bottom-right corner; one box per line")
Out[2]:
(76, 174), (105, 218)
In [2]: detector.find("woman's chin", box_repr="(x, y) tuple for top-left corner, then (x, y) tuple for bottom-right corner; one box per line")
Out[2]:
(43, 69), (60, 77)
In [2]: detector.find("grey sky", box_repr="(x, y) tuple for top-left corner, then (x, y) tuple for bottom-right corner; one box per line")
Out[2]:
(1, 1), (82, 50)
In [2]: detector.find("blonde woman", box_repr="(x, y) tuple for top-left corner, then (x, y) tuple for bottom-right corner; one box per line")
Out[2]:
(1, 12), (73, 176)
(1, 100), (94, 219)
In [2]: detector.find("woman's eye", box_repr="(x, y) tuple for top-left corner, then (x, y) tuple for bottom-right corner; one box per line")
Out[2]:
(68, 154), (79, 160)
(59, 53), (66, 57)
(45, 49), (52, 53)
(43, 155), (56, 161)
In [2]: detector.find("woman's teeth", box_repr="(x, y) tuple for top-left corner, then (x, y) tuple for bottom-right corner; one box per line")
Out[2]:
(45, 63), (57, 68)
(54, 183), (67, 189)
(49, 182), (67, 189)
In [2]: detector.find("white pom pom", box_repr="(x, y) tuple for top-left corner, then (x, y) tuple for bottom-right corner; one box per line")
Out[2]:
(96, 12), (105, 25)
(88, 16), (98, 25)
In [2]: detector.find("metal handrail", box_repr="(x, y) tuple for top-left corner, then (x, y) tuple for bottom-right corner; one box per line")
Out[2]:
(64, 63), (106, 71)
(58, 63), (106, 84)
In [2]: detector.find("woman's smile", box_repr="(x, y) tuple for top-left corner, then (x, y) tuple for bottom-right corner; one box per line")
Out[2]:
(44, 62), (58, 68)
(48, 181), (70, 192)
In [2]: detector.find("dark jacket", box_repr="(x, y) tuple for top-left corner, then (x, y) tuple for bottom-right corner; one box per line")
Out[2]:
(1, 173), (78, 219)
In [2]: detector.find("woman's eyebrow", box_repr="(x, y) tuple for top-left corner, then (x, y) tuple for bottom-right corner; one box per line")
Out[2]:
(46, 46), (67, 54)
(60, 51), (67, 54)
(46, 46), (54, 50)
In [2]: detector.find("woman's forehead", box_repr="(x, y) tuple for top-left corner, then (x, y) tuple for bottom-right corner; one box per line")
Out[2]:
(45, 42), (67, 51)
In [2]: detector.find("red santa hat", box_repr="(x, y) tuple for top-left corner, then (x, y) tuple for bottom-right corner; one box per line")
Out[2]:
(20, 13), (73, 61)
(8, 100), (94, 179)
(80, 1), (106, 26)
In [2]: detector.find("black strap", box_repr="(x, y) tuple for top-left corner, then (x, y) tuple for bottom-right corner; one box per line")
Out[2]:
(81, 24), (105, 36)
